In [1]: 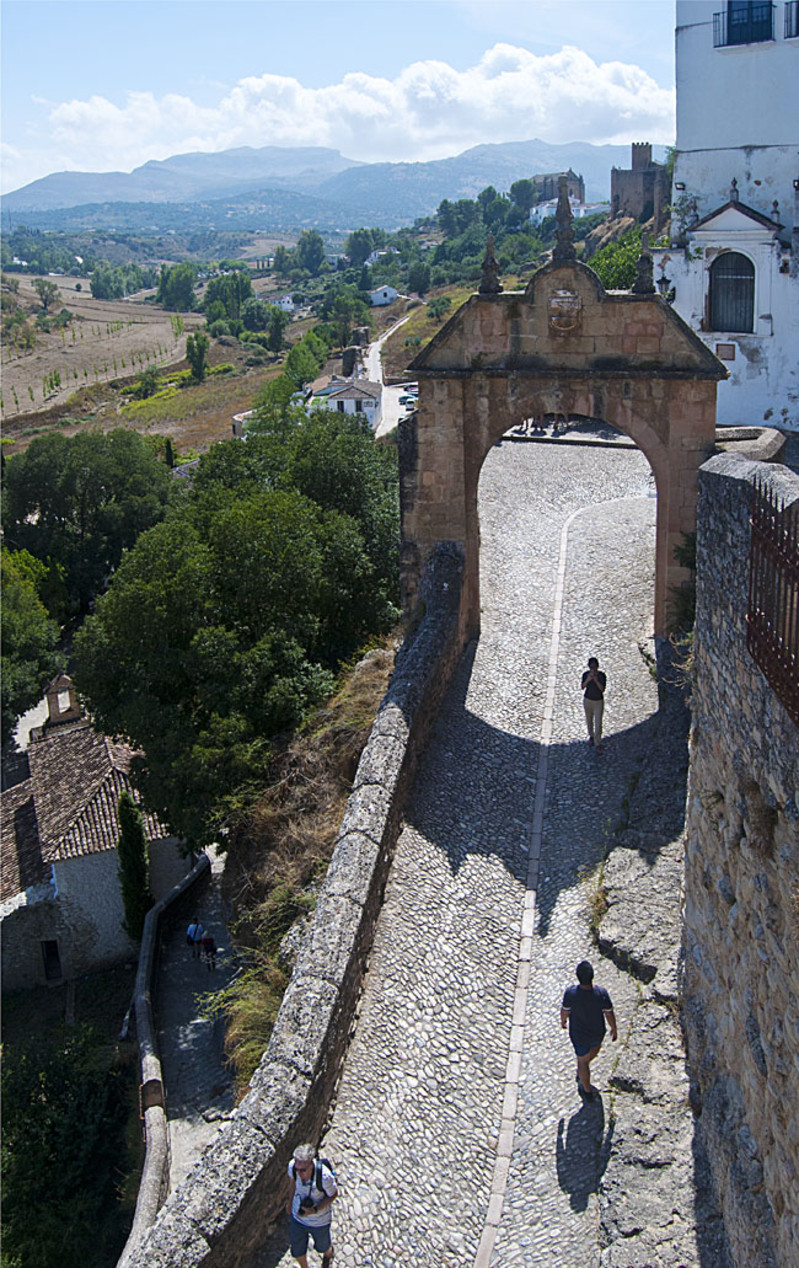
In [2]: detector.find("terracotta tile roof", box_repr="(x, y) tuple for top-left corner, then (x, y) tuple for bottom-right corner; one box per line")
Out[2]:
(1, 718), (170, 900)
(0, 778), (45, 903)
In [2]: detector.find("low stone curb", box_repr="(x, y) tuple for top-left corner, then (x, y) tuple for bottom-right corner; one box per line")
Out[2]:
(122, 543), (465, 1268)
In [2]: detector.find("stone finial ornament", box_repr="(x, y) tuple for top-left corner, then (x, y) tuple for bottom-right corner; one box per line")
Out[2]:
(631, 230), (656, 295)
(479, 234), (503, 294)
(730, 177), (740, 204)
(552, 175), (576, 264)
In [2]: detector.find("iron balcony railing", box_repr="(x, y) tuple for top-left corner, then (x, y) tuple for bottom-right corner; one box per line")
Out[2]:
(747, 480), (799, 728)
(786, 1), (799, 38)
(714, 3), (775, 45)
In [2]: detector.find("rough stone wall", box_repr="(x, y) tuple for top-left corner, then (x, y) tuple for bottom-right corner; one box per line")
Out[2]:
(123, 543), (465, 1268)
(684, 453), (799, 1268)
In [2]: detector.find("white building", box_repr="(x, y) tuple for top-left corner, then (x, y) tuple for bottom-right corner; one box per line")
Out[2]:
(653, 0), (799, 429)
(305, 375), (382, 427)
(368, 286), (399, 307)
(530, 198), (610, 225)
(1, 677), (186, 989)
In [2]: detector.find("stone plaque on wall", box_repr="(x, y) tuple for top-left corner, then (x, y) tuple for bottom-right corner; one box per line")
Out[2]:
(548, 290), (582, 336)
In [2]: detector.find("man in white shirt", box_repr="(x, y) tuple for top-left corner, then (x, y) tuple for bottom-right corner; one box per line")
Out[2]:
(286, 1142), (337, 1266)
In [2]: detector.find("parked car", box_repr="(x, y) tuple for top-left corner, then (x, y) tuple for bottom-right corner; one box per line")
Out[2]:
(399, 394), (417, 406)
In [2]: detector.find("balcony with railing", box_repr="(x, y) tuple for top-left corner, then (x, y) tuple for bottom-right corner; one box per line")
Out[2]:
(786, 1), (799, 38)
(714, 3), (775, 45)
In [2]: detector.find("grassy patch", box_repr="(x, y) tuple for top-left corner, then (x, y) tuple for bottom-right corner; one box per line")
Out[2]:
(381, 285), (473, 379)
(217, 639), (397, 1094)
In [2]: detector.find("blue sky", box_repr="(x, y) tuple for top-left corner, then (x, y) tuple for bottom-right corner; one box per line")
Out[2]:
(1, 0), (676, 193)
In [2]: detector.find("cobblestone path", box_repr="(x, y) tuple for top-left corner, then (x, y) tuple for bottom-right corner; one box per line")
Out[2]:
(261, 437), (661, 1267)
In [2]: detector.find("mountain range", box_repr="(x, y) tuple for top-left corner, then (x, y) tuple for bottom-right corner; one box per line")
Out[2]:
(3, 139), (665, 235)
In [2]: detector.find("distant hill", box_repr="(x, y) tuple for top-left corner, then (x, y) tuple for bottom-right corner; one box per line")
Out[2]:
(2, 146), (361, 213)
(3, 139), (665, 234)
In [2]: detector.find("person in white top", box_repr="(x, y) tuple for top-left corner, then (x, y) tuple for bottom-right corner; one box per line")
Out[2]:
(286, 1142), (337, 1266)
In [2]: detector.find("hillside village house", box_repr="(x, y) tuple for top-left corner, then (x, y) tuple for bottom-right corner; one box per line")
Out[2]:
(369, 285), (399, 307)
(305, 374), (382, 427)
(1, 675), (186, 991)
(653, 0), (799, 429)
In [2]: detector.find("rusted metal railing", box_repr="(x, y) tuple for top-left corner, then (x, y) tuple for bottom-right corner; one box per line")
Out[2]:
(747, 480), (799, 727)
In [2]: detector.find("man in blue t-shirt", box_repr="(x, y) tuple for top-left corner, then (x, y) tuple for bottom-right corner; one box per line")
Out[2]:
(560, 959), (617, 1100)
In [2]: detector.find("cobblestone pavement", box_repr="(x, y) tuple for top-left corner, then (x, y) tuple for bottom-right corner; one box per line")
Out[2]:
(258, 436), (686, 1268)
(154, 849), (237, 1189)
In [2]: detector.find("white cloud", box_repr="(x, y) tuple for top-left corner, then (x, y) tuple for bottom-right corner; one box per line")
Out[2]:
(7, 42), (674, 190)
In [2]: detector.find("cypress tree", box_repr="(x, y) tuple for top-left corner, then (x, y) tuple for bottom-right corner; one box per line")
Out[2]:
(117, 790), (152, 940)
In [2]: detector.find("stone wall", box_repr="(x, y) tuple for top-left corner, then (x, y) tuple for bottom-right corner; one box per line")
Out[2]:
(683, 453), (799, 1268)
(122, 543), (465, 1268)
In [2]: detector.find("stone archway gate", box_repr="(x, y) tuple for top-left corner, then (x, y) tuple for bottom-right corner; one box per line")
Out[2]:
(399, 251), (727, 640)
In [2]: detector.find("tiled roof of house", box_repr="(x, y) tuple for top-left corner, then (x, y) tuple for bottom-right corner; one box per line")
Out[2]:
(1, 715), (169, 901)
(0, 779), (44, 902)
(325, 380), (381, 401)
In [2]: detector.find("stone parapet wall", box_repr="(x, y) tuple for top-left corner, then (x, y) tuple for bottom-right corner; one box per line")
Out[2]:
(122, 543), (465, 1268)
(684, 454), (799, 1268)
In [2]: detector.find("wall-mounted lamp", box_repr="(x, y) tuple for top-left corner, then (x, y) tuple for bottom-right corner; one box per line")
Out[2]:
(674, 182), (686, 191)
(793, 178), (799, 191)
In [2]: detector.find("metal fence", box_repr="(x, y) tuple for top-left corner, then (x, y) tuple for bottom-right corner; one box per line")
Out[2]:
(747, 480), (799, 727)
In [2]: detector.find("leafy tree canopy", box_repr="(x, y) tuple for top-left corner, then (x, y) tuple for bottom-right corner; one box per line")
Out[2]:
(203, 269), (253, 321)
(294, 229), (326, 277)
(589, 227), (642, 291)
(73, 413), (399, 846)
(1, 549), (64, 744)
(2, 430), (174, 614)
(156, 261), (196, 311)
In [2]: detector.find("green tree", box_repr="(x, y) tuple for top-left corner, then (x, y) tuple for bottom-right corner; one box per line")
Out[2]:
(241, 296), (268, 331)
(295, 230), (325, 276)
(346, 227), (381, 270)
(157, 262), (196, 311)
(2, 430), (173, 613)
(117, 790), (152, 939)
(509, 179), (535, 216)
(407, 261), (431, 296)
(203, 270), (253, 321)
(33, 276), (60, 313)
(266, 305), (291, 352)
(186, 329), (210, 381)
(1, 1027), (133, 1268)
(589, 227), (642, 291)
(1, 549), (64, 743)
(74, 415), (399, 846)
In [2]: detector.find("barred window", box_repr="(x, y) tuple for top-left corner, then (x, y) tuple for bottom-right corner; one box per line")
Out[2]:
(709, 252), (755, 333)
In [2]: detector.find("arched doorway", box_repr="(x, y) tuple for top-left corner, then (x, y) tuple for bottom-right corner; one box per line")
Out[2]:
(400, 246), (726, 641)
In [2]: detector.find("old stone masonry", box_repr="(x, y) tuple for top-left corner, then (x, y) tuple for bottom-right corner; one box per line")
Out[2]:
(258, 436), (728, 1267)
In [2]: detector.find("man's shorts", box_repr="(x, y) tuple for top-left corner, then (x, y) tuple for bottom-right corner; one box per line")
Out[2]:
(571, 1034), (604, 1057)
(290, 1215), (332, 1258)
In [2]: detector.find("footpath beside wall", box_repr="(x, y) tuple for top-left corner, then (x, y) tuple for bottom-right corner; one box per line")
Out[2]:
(123, 543), (465, 1268)
(684, 454), (799, 1268)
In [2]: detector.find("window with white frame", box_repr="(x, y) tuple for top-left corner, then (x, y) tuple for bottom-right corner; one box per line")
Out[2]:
(708, 252), (755, 332)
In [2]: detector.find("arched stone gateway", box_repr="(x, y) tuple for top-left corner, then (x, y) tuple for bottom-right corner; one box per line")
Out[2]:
(400, 242), (727, 640)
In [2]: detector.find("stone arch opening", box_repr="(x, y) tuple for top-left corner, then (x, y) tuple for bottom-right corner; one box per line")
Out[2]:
(400, 245), (726, 642)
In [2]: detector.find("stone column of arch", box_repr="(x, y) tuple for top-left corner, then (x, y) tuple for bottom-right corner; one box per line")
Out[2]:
(401, 258), (725, 641)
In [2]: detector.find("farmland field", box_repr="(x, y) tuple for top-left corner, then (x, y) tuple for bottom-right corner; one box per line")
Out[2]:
(1, 274), (205, 421)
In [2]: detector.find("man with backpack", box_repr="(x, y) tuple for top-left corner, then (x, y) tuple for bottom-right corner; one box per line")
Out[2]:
(286, 1142), (337, 1266)
(186, 919), (204, 958)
